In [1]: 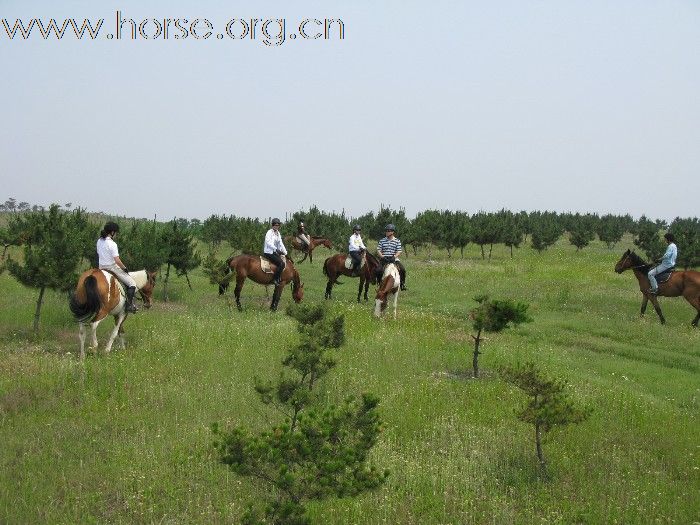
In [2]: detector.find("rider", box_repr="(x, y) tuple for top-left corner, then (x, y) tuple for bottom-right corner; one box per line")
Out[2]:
(297, 221), (311, 252)
(263, 218), (288, 286)
(96, 222), (138, 313)
(376, 224), (403, 284)
(348, 224), (366, 275)
(648, 232), (677, 294)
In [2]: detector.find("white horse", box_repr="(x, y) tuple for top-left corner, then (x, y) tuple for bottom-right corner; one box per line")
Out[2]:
(374, 263), (400, 319)
(69, 269), (156, 359)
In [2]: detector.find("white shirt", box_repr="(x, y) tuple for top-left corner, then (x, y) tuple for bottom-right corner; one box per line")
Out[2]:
(263, 229), (287, 255)
(348, 233), (366, 252)
(97, 236), (119, 266)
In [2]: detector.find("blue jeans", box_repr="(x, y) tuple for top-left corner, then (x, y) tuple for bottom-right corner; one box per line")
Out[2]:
(648, 263), (673, 291)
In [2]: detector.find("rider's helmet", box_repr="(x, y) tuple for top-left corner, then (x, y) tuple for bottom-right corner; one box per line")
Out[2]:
(385, 223), (395, 232)
(299, 222), (305, 228)
(353, 224), (362, 232)
(271, 218), (281, 226)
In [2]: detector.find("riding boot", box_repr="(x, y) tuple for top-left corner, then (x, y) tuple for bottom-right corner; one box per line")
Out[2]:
(126, 286), (139, 313)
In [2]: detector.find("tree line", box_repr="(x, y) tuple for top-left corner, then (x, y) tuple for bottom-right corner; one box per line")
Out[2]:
(2, 200), (699, 331)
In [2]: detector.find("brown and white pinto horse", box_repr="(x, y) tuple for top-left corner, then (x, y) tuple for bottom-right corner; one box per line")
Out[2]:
(323, 251), (380, 302)
(69, 269), (157, 359)
(220, 254), (304, 311)
(374, 263), (401, 319)
(284, 236), (333, 264)
(614, 249), (700, 326)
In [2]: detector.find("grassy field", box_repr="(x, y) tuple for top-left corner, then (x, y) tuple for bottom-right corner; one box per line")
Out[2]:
(1, 238), (698, 524)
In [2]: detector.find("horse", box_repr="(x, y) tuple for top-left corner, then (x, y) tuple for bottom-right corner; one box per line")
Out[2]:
(374, 263), (401, 318)
(219, 254), (304, 311)
(614, 249), (700, 326)
(322, 251), (381, 302)
(285, 235), (333, 264)
(69, 269), (157, 359)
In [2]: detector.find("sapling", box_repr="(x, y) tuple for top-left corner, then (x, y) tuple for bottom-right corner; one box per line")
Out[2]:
(500, 362), (591, 470)
(468, 295), (531, 377)
(214, 303), (387, 524)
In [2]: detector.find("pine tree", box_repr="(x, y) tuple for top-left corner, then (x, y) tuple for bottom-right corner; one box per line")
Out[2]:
(468, 295), (531, 378)
(596, 214), (624, 249)
(162, 219), (201, 299)
(668, 217), (700, 269)
(633, 215), (666, 261)
(500, 362), (591, 470)
(214, 304), (388, 524)
(6, 205), (91, 332)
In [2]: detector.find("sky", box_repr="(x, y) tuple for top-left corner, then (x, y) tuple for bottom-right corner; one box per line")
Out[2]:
(1, 0), (698, 221)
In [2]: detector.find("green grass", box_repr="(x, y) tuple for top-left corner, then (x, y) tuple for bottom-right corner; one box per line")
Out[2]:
(0, 238), (698, 524)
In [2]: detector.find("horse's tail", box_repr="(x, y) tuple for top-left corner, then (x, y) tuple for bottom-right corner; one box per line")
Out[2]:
(219, 256), (237, 295)
(69, 275), (101, 322)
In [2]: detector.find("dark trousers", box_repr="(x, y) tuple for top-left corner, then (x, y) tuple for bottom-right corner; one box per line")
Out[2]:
(350, 250), (363, 271)
(263, 253), (285, 282)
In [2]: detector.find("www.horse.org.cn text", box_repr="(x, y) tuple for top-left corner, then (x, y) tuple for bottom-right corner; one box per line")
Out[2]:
(1, 12), (345, 46)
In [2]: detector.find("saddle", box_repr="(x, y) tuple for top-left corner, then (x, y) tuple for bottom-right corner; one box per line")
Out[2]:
(654, 267), (675, 284)
(260, 257), (275, 274)
(345, 253), (366, 270)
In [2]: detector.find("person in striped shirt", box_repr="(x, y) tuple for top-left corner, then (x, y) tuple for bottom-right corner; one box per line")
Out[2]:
(376, 224), (407, 289)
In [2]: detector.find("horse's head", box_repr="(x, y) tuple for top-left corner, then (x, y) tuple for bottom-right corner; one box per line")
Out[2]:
(292, 278), (304, 303)
(321, 239), (333, 249)
(614, 249), (632, 274)
(139, 271), (157, 308)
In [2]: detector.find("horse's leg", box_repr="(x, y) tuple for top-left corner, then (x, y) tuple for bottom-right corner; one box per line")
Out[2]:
(648, 295), (666, 324)
(270, 285), (282, 311)
(683, 292), (700, 326)
(640, 295), (648, 316)
(298, 252), (308, 264)
(90, 321), (99, 350)
(78, 322), (87, 360)
(234, 275), (245, 311)
(117, 314), (127, 350)
(309, 249), (313, 264)
(364, 274), (370, 302)
(393, 290), (399, 319)
(357, 276), (364, 303)
(104, 312), (125, 353)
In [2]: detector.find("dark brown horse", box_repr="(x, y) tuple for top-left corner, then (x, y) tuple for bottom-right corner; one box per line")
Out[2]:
(374, 263), (401, 318)
(284, 235), (333, 264)
(69, 269), (157, 359)
(614, 249), (700, 326)
(322, 251), (380, 302)
(220, 254), (304, 311)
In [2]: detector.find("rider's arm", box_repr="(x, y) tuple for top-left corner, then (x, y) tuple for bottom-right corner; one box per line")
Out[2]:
(114, 256), (128, 271)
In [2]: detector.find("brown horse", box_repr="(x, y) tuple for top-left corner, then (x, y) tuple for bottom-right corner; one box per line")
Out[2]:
(374, 263), (401, 318)
(614, 249), (700, 326)
(69, 269), (157, 359)
(220, 254), (304, 311)
(323, 251), (380, 302)
(285, 236), (333, 264)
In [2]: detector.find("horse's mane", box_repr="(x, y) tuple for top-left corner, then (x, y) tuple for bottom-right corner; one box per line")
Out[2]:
(365, 252), (380, 266)
(311, 236), (328, 240)
(629, 251), (652, 272)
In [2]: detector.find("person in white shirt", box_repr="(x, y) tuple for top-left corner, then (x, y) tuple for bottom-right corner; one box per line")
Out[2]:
(96, 222), (138, 313)
(648, 232), (678, 294)
(262, 218), (288, 285)
(348, 224), (366, 275)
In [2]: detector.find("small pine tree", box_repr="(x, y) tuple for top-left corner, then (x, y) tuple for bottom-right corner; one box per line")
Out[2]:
(202, 249), (231, 290)
(6, 205), (91, 332)
(568, 225), (595, 251)
(214, 304), (388, 524)
(530, 214), (561, 252)
(468, 295), (531, 378)
(500, 362), (591, 470)
(162, 219), (201, 299)
(633, 215), (666, 261)
(596, 214), (624, 249)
